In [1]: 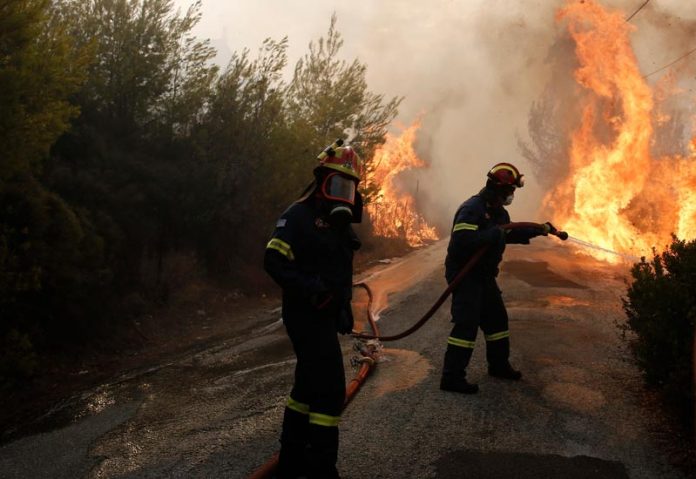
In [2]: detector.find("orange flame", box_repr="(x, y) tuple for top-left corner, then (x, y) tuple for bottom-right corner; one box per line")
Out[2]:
(366, 122), (438, 247)
(546, 0), (696, 262)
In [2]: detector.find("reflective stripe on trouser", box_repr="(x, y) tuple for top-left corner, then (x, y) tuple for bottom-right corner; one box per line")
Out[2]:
(484, 330), (510, 342)
(484, 330), (511, 367)
(279, 313), (345, 479)
(485, 336), (510, 368)
(287, 396), (310, 415)
(287, 397), (341, 427)
(442, 322), (476, 378)
(279, 398), (341, 478)
(309, 412), (341, 427)
(443, 278), (510, 376)
(447, 336), (476, 348)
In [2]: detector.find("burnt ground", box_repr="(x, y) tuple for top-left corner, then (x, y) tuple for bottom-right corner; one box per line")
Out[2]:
(0, 239), (693, 478)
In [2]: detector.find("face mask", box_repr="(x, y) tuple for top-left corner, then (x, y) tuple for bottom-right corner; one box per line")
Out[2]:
(503, 193), (514, 206)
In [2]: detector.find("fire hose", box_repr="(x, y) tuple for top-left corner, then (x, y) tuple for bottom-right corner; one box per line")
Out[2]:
(248, 222), (567, 478)
(353, 222), (568, 342)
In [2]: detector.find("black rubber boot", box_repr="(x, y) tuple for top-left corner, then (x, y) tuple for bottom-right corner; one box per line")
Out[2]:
(488, 362), (522, 380)
(441, 343), (478, 393)
(486, 336), (521, 380)
(440, 375), (479, 394)
(277, 407), (310, 478)
(307, 424), (340, 479)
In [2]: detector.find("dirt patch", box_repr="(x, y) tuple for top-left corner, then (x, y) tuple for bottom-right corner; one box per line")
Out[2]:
(543, 382), (607, 413)
(370, 349), (432, 397)
(537, 365), (590, 384)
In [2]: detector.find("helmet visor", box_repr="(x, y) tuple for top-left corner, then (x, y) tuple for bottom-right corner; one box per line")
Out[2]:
(322, 173), (356, 205)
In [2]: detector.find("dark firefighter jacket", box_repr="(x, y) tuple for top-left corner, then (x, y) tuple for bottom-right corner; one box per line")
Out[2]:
(264, 200), (360, 334)
(445, 192), (542, 284)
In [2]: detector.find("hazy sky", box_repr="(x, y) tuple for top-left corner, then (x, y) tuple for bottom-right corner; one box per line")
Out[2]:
(174, 0), (696, 224)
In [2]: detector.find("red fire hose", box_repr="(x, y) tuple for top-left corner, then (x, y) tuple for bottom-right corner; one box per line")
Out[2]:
(345, 283), (381, 405)
(354, 222), (567, 341)
(248, 221), (566, 478)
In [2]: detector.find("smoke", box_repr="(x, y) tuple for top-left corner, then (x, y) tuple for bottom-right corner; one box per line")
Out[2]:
(355, 0), (696, 231)
(184, 0), (696, 231)
(635, 2), (696, 158)
(351, 0), (565, 228)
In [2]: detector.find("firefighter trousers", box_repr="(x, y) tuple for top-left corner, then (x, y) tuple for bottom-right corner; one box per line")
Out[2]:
(277, 312), (345, 479)
(442, 278), (511, 379)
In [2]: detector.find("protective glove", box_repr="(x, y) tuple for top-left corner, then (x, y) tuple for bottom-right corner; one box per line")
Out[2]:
(542, 222), (558, 236)
(337, 306), (354, 335)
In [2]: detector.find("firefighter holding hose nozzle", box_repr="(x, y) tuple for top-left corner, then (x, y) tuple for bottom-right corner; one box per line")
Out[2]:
(264, 140), (362, 479)
(440, 163), (557, 394)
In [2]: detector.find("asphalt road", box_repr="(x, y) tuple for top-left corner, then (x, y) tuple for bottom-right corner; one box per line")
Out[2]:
(0, 239), (687, 478)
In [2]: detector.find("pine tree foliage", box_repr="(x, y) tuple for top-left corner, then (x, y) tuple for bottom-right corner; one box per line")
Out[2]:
(193, 38), (291, 275)
(0, 6), (401, 387)
(1, 0), (96, 383)
(286, 15), (401, 203)
(0, 0), (87, 178)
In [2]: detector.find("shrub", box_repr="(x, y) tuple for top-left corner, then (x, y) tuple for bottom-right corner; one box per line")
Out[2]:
(0, 329), (39, 392)
(623, 236), (696, 431)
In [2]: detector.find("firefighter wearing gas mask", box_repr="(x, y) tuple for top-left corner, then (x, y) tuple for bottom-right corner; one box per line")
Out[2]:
(264, 139), (362, 479)
(440, 163), (554, 394)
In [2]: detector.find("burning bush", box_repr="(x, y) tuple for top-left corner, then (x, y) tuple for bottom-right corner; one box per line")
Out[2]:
(522, 0), (696, 264)
(364, 121), (439, 247)
(623, 237), (696, 432)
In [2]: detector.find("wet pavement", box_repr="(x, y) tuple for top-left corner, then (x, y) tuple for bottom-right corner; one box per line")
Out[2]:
(0, 239), (688, 478)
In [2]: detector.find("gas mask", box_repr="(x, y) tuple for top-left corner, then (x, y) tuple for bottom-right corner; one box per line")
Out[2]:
(320, 172), (361, 227)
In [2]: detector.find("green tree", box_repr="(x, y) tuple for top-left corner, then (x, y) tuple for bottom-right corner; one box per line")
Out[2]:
(285, 14), (402, 204)
(193, 38), (292, 276)
(0, 0), (87, 179)
(0, 0), (98, 384)
(48, 0), (217, 292)
(55, 0), (217, 136)
(195, 17), (402, 280)
(623, 237), (696, 432)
